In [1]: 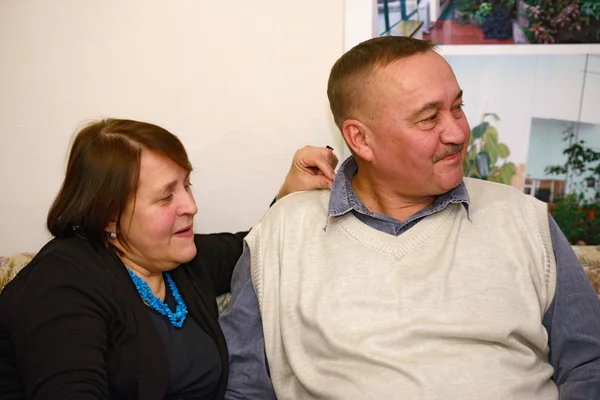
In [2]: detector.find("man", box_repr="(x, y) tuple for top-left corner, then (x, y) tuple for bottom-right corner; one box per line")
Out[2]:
(219, 36), (600, 399)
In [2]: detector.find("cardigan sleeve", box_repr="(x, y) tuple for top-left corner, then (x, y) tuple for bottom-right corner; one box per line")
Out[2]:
(192, 231), (248, 296)
(2, 254), (110, 400)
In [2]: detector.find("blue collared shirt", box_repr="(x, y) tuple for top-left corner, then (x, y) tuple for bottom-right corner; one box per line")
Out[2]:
(220, 157), (600, 400)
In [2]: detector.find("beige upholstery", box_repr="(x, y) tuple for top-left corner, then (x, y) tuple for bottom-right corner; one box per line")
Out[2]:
(2, 249), (598, 299)
(0, 252), (35, 293)
(0, 252), (231, 313)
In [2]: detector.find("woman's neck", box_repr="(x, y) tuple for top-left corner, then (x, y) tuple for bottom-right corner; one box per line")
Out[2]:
(119, 256), (166, 301)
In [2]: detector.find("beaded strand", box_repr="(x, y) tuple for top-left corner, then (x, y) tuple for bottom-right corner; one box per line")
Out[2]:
(126, 268), (188, 328)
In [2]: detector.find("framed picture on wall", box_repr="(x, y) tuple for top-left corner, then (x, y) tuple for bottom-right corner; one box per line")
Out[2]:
(377, 0), (600, 49)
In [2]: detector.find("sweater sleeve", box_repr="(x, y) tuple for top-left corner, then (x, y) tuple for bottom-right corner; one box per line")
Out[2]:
(218, 244), (277, 400)
(1, 255), (110, 400)
(192, 232), (248, 296)
(543, 215), (600, 399)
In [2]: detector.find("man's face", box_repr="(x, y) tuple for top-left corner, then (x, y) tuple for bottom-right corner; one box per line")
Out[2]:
(360, 50), (470, 197)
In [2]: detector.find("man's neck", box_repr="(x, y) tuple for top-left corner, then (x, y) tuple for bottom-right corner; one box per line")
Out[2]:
(351, 174), (435, 222)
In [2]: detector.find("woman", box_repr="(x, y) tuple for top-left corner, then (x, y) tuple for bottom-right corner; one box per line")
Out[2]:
(0, 118), (338, 399)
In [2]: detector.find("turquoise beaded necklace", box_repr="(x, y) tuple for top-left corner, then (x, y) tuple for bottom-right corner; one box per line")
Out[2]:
(126, 268), (188, 328)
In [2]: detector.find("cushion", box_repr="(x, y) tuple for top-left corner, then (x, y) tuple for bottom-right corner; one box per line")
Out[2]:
(0, 251), (233, 312)
(0, 252), (36, 293)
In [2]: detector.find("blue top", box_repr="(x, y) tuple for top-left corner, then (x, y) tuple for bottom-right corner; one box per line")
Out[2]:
(147, 282), (221, 399)
(219, 156), (600, 399)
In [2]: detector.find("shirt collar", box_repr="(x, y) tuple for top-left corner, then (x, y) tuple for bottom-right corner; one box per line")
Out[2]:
(328, 156), (470, 220)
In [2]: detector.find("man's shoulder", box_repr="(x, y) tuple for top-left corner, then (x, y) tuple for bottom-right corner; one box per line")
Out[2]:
(250, 190), (330, 235)
(463, 176), (518, 194)
(464, 177), (529, 200)
(269, 189), (330, 216)
(463, 177), (548, 215)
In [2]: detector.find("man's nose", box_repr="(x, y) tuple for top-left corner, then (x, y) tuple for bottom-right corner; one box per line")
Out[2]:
(440, 114), (467, 144)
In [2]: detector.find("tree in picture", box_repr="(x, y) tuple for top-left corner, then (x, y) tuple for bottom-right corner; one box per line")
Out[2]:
(462, 113), (517, 185)
(544, 125), (600, 244)
(545, 125), (600, 196)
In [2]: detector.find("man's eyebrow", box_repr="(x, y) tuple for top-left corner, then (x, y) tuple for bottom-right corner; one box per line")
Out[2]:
(409, 90), (464, 120)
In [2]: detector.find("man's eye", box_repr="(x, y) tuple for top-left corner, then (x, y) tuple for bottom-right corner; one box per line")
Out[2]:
(162, 194), (173, 202)
(424, 114), (437, 122)
(452, 104), (465, 118)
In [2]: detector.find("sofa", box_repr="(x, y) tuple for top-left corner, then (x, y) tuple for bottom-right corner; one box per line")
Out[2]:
(2, 248), (600, 302)
(0, 252), (233, 313)
(571, 245), (600, 297)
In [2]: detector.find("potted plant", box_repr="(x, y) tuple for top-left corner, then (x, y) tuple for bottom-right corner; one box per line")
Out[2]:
(578, 0), (600, 42)
(482, 4), (514, 39)
(456, 0), (487, 25)
(462, 113), (517, 185)
(519, 0), (588, 44)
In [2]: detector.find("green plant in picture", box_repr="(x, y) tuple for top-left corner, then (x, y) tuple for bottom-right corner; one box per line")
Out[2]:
(456, 0), (483, 25)
(462, 113), (517, 185)
(581, 0), (600, 22)
(473, 2), (493, 25)
(522, 0), (587, 44)
(581, 0), (600, 42)
(545, 125), (600, 197)
(545, 125), (600, 244)
(457, 0), (516, 25)
(549, 193), (587, 244)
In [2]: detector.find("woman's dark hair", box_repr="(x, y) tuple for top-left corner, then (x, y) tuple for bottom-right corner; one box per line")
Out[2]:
(47, 118), (192, 247)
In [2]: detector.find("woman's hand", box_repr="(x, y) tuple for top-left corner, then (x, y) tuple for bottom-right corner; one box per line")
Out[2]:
(277, 145), (339, 199)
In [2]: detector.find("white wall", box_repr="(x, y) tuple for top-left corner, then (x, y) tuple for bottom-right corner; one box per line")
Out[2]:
(345, 0), (378, 50)
(444, 54), (600, 169)
(0, 0), (345, 254)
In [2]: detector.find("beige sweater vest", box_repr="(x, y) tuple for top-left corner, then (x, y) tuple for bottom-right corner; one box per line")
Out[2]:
(246, 178), (558, 400)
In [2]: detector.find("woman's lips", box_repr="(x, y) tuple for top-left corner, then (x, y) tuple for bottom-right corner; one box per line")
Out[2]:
(174, 226), (193, 237)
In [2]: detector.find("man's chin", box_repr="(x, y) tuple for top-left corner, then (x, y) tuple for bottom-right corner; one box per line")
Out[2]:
(436, 174), (464, 194)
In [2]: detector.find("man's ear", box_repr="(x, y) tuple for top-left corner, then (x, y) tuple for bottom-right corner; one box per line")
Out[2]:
(341, 119), (374, 162)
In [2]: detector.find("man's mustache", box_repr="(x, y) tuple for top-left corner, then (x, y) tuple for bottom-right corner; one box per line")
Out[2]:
(432, 144), (464, 163)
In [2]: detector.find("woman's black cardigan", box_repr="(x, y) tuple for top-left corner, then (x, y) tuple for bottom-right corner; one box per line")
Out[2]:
(0, 231), (246, 400)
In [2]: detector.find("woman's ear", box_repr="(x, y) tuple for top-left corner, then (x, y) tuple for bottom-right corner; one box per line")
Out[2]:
(105, 220), (117, 238)
(341, 119), (374, 162)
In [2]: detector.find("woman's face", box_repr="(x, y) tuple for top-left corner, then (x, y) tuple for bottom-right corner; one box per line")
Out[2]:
(109, 150), (198, 273)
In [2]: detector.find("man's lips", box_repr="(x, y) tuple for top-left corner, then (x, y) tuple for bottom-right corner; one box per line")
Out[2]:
(442, 152), (460, 160)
